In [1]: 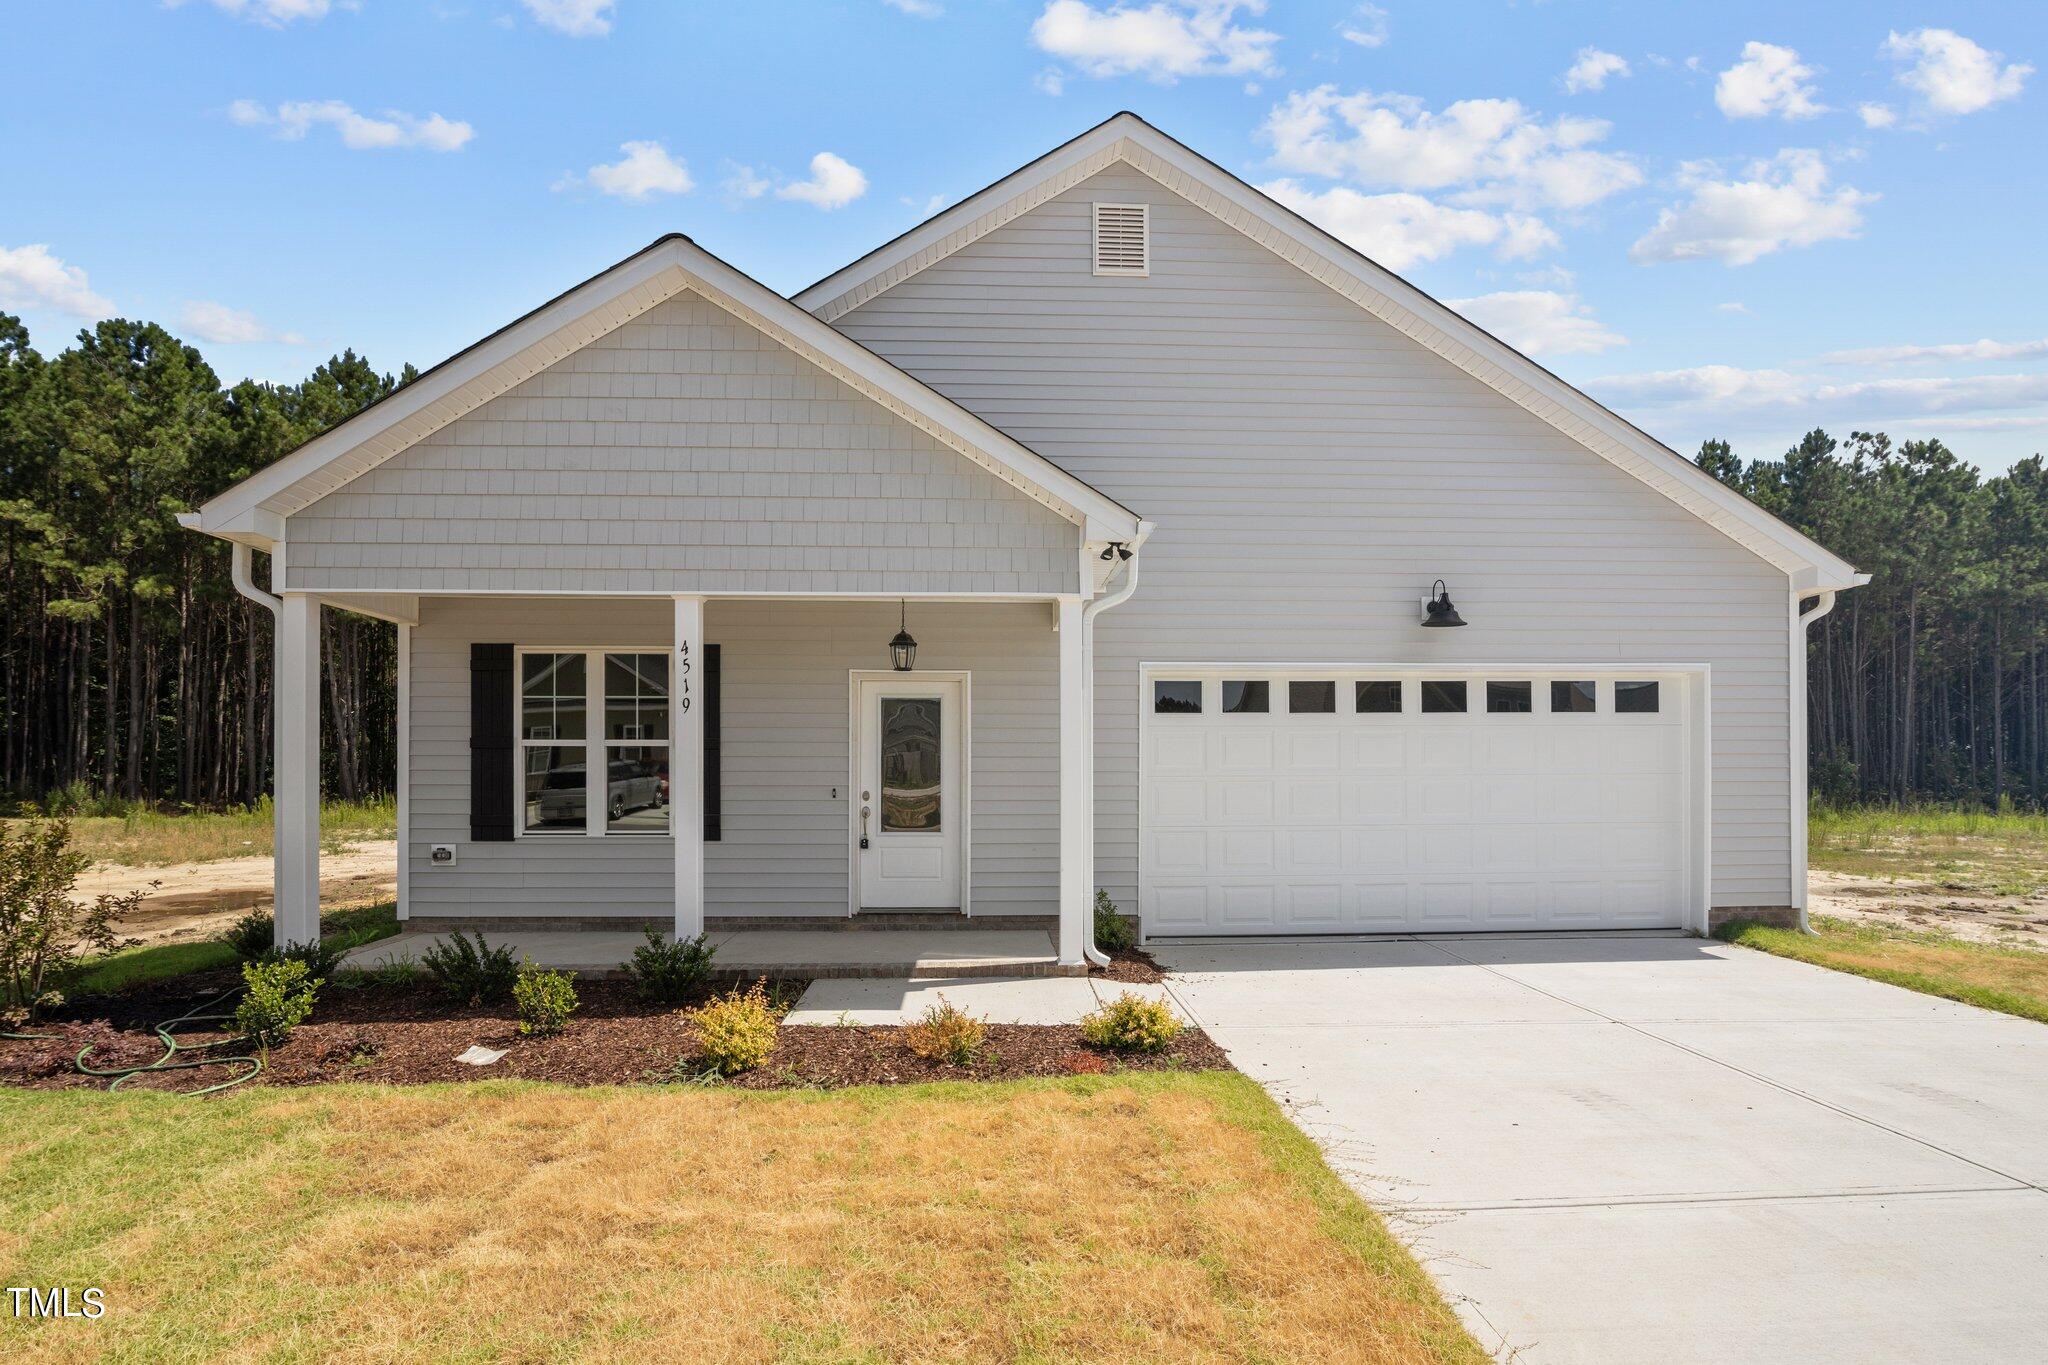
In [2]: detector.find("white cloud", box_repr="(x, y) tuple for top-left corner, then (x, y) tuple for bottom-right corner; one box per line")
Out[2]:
(1031, 1), (1280, 83)
(0, 244), (115, 319)
(1562, 48), (1630, 95)
(230, 99), (474, 151)
(1338, 4), (1386, 49)
(560, 141), (693, 200)
(170, 0), (347, 27)
(1715, 41), (1824, 120)
(1858, 102), (1897, 129)
(1630, 149), (1873, 266)
(721, 163), (771, 202)
(1261, 179), (1558, 272)
(179, 300), (304, 345)
(1716, 301), (1751, 315)
(521, 0), (613, 36)
(1820, 337), (2048, 366)
(1882, 28), (2031, 117)
(882, 0), (943, 14)
(776, 152), (868, 210)
(1590, 364), (2048, 422)
(1447, 290), (1625, 356)
(1034, 66), (1067, 96)
(1263, 86), (1643, 214)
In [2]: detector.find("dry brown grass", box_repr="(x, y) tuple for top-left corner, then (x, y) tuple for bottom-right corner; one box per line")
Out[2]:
(1720, 915), (2048, 1024)
(0, 1074), (1481, 1363)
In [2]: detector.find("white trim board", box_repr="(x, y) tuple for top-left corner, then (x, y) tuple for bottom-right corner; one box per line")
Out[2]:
(796, 113), (1863, 592)
(183, 237), (1142, 551)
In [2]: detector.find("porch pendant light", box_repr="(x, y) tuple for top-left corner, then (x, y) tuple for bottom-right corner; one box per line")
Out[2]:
(1422, 580), (1467, 628)
(889, 599), (918, 671)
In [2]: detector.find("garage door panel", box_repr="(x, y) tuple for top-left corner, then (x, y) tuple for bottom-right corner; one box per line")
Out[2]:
(1342, 779), (1404, 822)
(1144, 670), (1690, 935)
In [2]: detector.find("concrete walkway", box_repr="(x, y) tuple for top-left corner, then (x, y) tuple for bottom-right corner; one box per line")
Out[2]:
(343, 926), (1070, 978)
(1156, 932), (2048, 1364)
(783, 973), (1180, 1024)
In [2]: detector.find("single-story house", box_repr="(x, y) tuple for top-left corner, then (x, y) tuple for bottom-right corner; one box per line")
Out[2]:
(181, 113), (1866, 967)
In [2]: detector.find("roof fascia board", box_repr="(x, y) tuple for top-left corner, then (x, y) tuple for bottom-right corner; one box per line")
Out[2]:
(798, 114), (1861, 590)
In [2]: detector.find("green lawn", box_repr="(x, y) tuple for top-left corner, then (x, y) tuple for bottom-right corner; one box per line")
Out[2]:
(62, 903), (399, 999)
(3, 797), (397, 869)
(0, 1073), (1484, 1364)
(1717, 913), (2048, 1024)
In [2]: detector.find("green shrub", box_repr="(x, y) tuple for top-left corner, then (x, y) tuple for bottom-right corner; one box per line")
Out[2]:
(420, 930), (518, 1005)
(1080, 991), (1182, 1053)
(1093, 889), (1136, 952)
(903, 995), (987, 1066)
(513, 963), (579, 1037)
(261, 937), (348, 981)
(234, 958), (321, 1045)
(691, 979), (778, 1076)
(622, 927), (716, 1004)
(222, 911), (273, 960)
(0, 819), (142, 1021)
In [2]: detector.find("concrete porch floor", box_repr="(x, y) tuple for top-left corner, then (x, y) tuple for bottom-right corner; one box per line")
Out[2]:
(342, 926), (1079, 979)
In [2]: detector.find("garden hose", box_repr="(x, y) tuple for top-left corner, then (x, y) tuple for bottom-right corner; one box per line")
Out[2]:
(4, 987), (263, 1096)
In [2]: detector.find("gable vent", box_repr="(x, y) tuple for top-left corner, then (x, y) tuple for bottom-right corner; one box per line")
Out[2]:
(1093, 202), (1149, 277)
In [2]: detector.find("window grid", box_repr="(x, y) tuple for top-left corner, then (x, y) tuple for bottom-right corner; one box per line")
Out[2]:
(519, 648), (671, 838)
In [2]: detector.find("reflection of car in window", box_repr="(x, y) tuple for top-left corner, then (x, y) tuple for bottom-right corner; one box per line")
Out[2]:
(535, 759), (667, 825)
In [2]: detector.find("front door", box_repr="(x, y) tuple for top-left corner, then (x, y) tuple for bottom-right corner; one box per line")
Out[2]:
(856, 677), (962, 909)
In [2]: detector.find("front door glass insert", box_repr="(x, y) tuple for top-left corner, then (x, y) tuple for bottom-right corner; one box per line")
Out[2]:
(880, 697), (942, 831)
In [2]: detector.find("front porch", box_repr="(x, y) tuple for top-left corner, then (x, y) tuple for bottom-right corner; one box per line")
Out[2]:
(344, 922), (1081, 979)
(272, 594), (1103, 969)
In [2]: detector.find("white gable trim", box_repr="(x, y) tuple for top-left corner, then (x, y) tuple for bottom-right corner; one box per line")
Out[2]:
(796, 114), (1864, 591)
(188, 236), (1142, 550)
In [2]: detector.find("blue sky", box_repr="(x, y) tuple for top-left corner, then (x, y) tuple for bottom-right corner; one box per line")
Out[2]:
(5, 1), (2044, 470)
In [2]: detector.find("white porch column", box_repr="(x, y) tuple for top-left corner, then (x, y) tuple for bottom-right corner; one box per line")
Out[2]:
(673, 595), (707, 942)
(1057, 594), (1087, 966)
(274, 592), (322, 948)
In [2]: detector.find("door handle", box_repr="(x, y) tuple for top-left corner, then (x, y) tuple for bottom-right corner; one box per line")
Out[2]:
(860, 805), (870, 850)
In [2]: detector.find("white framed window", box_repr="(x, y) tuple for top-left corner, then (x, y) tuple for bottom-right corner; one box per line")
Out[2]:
(517, 647), (670, 837)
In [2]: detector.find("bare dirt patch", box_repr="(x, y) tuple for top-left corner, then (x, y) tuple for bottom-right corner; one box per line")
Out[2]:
(78, 839), (397, 948)
(1810, 868), (2048, 949)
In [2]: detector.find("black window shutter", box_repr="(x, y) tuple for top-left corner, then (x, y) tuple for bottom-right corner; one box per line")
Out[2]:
(470, 643), (515, 842)
(702, 643), (721, 841)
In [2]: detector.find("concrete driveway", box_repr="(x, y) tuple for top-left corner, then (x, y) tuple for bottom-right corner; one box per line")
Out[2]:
(1155, 932), (2048, 1364)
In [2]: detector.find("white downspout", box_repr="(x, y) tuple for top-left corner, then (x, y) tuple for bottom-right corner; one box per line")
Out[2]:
(1792, 589), (1838, 935)
(228, 543), (290, 939)
(1078, 521), (1154, 967)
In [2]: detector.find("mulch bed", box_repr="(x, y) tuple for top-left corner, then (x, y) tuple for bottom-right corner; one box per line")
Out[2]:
(1097, 946), (1167, 983)
(2, 976), (1226, 1094)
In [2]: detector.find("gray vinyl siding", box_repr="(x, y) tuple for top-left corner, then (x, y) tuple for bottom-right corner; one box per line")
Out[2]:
(832, 166), (1797, 911)
(406, 596), (1057, 919)
(286, 292), (1078, 596)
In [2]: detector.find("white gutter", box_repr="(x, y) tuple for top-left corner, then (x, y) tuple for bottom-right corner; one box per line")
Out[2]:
(230, 543), (281, 619)
(1078, 520), (1155, 967)
(1792, 589), (1839, 935)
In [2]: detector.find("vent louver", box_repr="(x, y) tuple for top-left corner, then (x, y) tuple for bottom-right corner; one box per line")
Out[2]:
(1093, 202), (1149, 276)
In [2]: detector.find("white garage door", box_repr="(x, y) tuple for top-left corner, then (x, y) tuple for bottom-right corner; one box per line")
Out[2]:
(1141, 670), (1692, 935)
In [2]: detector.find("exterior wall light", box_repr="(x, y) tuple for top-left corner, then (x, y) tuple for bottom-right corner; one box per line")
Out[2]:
(1422, 580), (1467, 628)
(889, 600), (918, 671)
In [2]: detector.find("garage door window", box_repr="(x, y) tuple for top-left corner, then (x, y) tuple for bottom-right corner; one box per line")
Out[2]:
(1615, 681), (1661, 713)
(1355, 680), (1402, 714)
(1486, 680), (1533, 714)
(1222, 681), (1269, 713)
(1421, 680), (1467, 713)
(1552, 680), (1597, 713)
(1154, 680), (1202, 714)
(1288, 680), (1336, 713)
